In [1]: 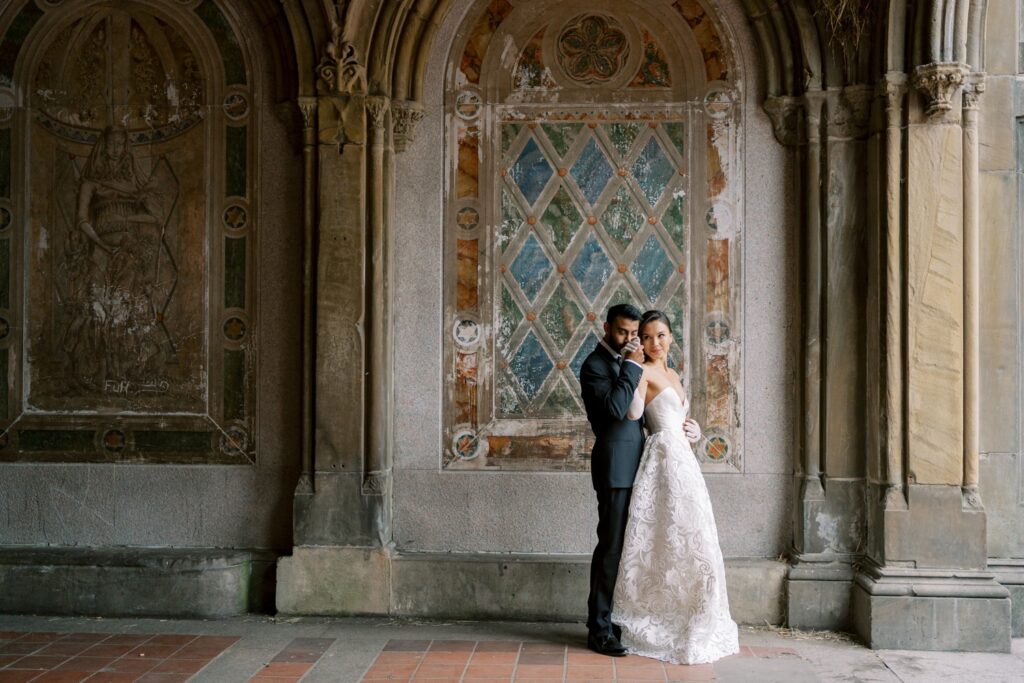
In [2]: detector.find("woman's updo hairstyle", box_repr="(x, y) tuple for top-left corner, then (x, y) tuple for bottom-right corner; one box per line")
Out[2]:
(640, 309), (673, 334)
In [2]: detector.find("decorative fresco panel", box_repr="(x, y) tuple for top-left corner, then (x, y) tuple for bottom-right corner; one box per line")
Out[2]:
(0, 0), (257, 464)
(445, 0), (741, 472)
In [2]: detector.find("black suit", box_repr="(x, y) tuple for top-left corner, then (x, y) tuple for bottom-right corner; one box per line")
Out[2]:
(579, 342), (645, 638)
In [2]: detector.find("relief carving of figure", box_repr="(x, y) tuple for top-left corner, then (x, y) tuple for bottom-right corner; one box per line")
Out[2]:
(57, 126), (179, 394)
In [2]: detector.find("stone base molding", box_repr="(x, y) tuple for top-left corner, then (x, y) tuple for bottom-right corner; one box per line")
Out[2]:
(852, 563), (1011, 652)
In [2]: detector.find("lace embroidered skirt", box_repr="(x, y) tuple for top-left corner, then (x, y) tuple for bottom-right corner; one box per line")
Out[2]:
(611, 430), (739, 665)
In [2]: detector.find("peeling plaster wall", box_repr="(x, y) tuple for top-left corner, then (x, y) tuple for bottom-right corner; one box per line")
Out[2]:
(392, 0), (798, 556)
(0, 4), (303, 550)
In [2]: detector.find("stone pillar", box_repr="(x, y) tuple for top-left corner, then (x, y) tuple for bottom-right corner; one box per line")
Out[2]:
(783, 87), (871, 631)
(852, 63), (1011, 652)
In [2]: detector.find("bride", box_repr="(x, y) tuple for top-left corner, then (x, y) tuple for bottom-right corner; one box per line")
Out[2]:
(612, 309), (739, 665)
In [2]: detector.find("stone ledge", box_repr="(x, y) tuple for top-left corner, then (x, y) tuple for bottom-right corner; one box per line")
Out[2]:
(275, 547), (787, 625)
(0, 547), (277, 618)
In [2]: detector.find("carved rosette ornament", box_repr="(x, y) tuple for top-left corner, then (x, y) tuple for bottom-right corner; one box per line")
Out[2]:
(556, 14), (629, 85)
(912, 62), (968, 117)
(392, 100), (425, 152)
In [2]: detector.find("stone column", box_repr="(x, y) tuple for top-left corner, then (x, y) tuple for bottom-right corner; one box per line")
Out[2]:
(784, 88), (871, 632)
(852, 63), (1011, 652)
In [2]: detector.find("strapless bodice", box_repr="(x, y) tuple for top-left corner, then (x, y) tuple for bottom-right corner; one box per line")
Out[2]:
(645, 387), (688, 435)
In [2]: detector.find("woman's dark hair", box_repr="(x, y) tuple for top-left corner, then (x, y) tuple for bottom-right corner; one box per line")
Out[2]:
(640, 309), (673, 334)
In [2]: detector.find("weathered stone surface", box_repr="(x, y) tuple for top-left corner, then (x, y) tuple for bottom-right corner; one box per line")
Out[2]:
(988, 560), (1024, 637)
(293, 472), (388, 547)
(788, 561), (855, 631)
(983, 1), (1019, 76)
(794, 478), (865, 555)
(978, 172), (1020, 456)
(276, 546), (391, 616)
(905, 123), (964, 485)
(277, 547), (787, 624)
(980, 454), (1024, 558)
(979, 76), (1015, 173)
(852, 582), (1010, 652)
(881, 484), (986, 568)
(0, 548), (274, 617)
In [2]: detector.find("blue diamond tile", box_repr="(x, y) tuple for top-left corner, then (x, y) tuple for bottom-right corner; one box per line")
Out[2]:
(510, 331), (553, 401)
(631, 235), (674, 304)
(571, 234), (614, 303)
(632, 137), (675, 206)
(572, 138), (614, 206)
(510, 137), (553, 206)
(571, 332), (602, 379)
(510, 232), (553, 302)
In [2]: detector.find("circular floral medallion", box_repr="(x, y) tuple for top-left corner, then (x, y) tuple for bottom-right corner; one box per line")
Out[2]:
(220, 426), (248, 456)
(223, 204), (248, 231)
(557, 15), (629, 85)
(224, 92), (249, 120)
(455, 91), (482, 120)
(456, 207), (480, 231)
(453, 318), (481, 348)
(452, 429), (481, 460)
(704, 434), (729, 461)
(223, 317), (247, 342)
(102, 429), (127, 454)
(703, 88), (734, 119)
(704, 313), (731, 346)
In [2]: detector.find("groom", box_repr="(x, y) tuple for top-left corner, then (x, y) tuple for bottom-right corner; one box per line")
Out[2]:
(579, 303), (646, 657)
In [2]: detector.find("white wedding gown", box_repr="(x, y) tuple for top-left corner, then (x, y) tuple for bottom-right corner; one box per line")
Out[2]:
(612, 387), (739, 665)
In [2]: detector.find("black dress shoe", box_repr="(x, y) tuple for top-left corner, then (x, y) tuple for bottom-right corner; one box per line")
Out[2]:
(612, 624), (622, 640)
(587, 632), (627, 657)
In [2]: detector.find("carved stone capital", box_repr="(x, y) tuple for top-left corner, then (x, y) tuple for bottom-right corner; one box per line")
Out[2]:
(362, 470), (390, 496)
(297, 96), (317, 129)
(878, 72), (907, 126)
(912, 62), (968, 117)
(365, 95), (390, 131)
(392, 101), (425, 153)
(763, 96), (803, 146)
(962, 73), (986, 111)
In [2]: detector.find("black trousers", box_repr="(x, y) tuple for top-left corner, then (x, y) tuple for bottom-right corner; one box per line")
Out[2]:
(587, 486), (632, 637)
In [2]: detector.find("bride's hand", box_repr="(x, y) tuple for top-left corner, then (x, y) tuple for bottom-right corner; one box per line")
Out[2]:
(683, 418), (701, 443)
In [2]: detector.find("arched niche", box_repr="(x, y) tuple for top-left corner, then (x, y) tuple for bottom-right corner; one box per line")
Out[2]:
(440, 0), (745, 473)
(0, 0), (289, 467)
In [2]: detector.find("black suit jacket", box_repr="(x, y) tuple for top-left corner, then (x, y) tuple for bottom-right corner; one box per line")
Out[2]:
(579, 343), (645, 490)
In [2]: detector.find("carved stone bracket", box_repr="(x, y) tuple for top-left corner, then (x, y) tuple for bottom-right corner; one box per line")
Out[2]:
(362, 470), (389, 496)
(763, 96), (803, 146)
(962, 73), (986, 111)
(392, 101), (425, 153)
(912, 62), (968, 117)
(826, 85), (872, 139)
(962, 484), (983, 510)
(318, 37), (367, 95)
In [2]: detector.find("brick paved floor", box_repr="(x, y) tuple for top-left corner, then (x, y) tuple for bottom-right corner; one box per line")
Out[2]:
(1, 616), (1022, 682)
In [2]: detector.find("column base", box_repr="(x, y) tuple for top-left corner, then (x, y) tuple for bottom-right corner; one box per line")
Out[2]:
(787, 558), (854, 631)
(852, 564), (1011, 651)
(989, 559), (1024, 637)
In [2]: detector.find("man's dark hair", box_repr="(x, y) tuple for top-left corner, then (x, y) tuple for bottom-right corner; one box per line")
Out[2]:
(640, 308), (673, 334)
(606, 303), (643, 324)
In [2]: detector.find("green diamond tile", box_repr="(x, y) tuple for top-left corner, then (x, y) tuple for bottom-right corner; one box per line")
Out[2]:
(664, 122), (686, 158)
(540, 185), (583, 253)
(499, 189), (523, 252)
(502, 122), (523, 158)
(601, 185), (645, 252)
(603, 122), (643, 158)
(542, 378), (580, 416)
(542, 123), (583, 158)
(663, 191), (687, 251)
(539, 282), (583, 350)
(498, 284), (523, 354)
